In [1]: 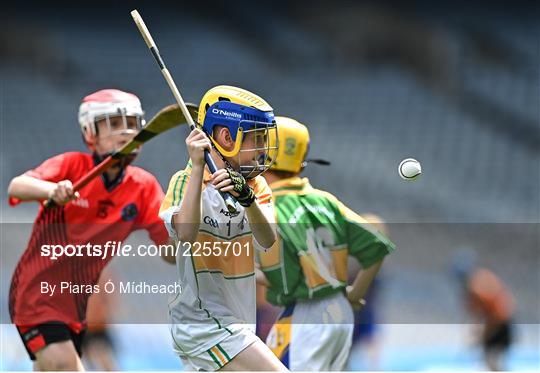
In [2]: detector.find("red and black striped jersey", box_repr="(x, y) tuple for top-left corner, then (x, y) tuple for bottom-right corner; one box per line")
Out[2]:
(9, 152), (168, 327)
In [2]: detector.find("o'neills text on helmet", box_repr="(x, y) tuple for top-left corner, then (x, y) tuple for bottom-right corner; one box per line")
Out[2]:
(211, 108), (242, 119)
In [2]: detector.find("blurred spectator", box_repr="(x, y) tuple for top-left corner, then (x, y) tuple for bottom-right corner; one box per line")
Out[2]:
(453, 249), (516, 371)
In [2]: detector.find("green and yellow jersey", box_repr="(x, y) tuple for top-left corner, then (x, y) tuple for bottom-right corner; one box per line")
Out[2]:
(257, 177), (395, 306)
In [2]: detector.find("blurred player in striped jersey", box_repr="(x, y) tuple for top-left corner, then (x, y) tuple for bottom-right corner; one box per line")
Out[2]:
(7, 89), (169, 371)
(453, 249), (515, 371)
(257, 117), (395, 370)
(159, 86), (286, 371)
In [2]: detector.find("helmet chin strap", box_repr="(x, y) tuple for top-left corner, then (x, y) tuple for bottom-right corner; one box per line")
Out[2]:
(239, 154), (267, 179)
(208, 146), (257, 180)
(223, 150), (263, 179)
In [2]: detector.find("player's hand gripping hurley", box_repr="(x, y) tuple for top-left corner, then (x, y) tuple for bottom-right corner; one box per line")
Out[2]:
(131, 9), (238, 213)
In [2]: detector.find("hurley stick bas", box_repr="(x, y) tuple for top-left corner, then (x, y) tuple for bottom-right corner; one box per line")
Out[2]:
(130, 9), (238, 213)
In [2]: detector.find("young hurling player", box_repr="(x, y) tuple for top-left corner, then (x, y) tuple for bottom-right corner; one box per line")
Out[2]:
(159, 86), (287, 371)
(258, 116), (395, 370)
(8, 89), (169, 371)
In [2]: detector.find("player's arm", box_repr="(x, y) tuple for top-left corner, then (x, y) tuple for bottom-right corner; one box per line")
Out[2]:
(8, 175), (78, 205)
(171, 128), (210, 243)
(346, 259), (383, 306)
(243, 199), (276, 249)
(160, 238), (177, 264)
(255, 261), (271, 286)
(338, 202), (395, 307)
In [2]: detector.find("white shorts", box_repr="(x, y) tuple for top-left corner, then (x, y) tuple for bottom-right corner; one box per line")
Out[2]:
(178, 326), (260, 372)
(266, 291), (354, 371)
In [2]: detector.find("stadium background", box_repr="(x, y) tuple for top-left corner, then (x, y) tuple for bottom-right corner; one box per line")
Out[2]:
(1, 0), (538, 370)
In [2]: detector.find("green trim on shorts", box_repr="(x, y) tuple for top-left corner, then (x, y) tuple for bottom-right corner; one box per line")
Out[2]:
(207, 349), (223, 368)
(195, 269), (255, 280)
(216, 343), (231, 361)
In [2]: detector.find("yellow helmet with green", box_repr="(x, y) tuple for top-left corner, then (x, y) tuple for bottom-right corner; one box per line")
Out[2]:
(270, 116), (310, 173)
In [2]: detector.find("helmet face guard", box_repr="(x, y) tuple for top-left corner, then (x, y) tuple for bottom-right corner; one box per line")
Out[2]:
(236, 120), (278, 179)
(92, 113), (143, 165)
(202, 101), (279, 179)
(93, 112), (144, 140)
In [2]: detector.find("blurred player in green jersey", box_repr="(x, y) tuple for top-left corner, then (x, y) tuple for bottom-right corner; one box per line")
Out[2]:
(257, 117), (395, 370)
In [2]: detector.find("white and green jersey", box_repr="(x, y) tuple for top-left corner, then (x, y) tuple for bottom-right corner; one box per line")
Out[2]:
(159, 161), (274, 358)
(257, 177), (395, 306)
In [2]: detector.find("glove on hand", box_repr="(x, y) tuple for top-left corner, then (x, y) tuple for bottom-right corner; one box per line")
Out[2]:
(226, 167), (256, 207)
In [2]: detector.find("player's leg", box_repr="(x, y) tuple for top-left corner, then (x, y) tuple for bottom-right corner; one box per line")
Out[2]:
(17, 323), (85, 371)
(484, 348), (502, 371)
(266, 307), (329, 371)
(174, 323), (286, 372)
(220, 339), (287, 371)
(81, 331), (117, 371)
(35, 340), (84, 371)
(329, 323), (354, 371)
(287, 293), (354, 371)
(289, 323), (335, 371)
(483, 322), (511, 371)
(32, 360), (42, 371)
(265, 305), (294, 369)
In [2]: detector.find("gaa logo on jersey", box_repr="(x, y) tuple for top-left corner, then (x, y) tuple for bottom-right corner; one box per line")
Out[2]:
(203, 215), (219, 229)
(121, 203), (138, 221)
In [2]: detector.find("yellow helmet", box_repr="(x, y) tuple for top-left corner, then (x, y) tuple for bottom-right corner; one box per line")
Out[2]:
(197, 85), (273, 125)
(198, 85), (278, 178)
(270, 116), (310, 173)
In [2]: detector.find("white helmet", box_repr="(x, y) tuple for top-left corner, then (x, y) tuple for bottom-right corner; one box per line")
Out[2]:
(78, 89), (145, 147)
